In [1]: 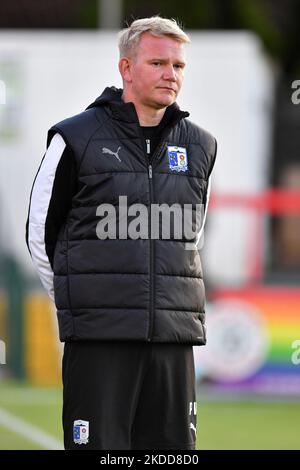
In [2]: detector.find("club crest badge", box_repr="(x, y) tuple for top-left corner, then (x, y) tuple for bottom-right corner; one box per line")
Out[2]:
(73, 420), (89, 445)
(167, 146), (188, 172)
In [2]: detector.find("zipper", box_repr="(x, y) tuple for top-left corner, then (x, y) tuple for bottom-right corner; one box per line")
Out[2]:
(146, 139), (151, 155)
(148, 162), (154, 341)
(146, 144), (166, 341)
(141, 135), (155, 341)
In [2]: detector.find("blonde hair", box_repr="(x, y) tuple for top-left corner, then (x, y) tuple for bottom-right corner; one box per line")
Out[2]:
(118, 16), (190, 58)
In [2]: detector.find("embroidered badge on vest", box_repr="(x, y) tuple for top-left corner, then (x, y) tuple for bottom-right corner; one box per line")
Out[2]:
(167, 146), (188, 172)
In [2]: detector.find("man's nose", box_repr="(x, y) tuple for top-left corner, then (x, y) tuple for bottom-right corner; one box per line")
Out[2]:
(163, 65), (176, 81)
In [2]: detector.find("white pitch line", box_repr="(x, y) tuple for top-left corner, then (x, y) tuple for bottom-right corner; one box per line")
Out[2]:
(0, 407), (63, 450)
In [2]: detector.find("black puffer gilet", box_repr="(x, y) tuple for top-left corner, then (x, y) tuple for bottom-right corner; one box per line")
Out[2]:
(47, 87), (217, 344)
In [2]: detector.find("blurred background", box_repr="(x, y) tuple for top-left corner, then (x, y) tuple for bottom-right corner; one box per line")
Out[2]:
(0, 0), (299, 450)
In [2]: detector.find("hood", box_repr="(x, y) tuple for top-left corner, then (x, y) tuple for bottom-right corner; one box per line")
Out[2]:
(85, 86), (124, 110)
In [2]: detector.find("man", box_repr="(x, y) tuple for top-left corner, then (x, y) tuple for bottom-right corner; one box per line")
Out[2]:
(26, 16), (217, 450)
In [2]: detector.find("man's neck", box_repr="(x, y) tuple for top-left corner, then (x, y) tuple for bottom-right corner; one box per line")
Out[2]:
(121, 92), (166, 127)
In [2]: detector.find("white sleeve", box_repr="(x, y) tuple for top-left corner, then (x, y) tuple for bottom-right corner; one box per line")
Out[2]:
(196, 176), (212, 250)
(27, 133), (66, 302)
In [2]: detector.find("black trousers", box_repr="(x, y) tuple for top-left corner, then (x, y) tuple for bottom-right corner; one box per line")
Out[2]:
(62, 341), (197, 450)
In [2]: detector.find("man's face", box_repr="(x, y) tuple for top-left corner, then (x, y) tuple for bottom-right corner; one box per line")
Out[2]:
(125, 32), (186, 109)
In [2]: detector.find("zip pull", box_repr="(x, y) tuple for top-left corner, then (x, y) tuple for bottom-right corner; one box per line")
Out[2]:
(146, 139), (151, 154)
(148, 164), (152, 179)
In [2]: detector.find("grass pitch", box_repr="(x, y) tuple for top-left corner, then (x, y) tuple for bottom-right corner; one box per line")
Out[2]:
(0, 381), (299, 450)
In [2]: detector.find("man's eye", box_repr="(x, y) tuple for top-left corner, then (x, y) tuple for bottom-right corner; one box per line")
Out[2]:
(152, 62), (161, 66)
(174, 64), (183, 69)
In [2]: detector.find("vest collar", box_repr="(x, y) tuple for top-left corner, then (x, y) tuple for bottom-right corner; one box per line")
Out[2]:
(86, 86), (189, 125)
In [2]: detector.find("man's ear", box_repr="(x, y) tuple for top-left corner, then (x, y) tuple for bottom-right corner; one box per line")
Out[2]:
(118, 57), (133, 84)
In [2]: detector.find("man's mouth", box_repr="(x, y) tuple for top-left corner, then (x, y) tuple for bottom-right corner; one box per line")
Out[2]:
(157, 87), (175, 92)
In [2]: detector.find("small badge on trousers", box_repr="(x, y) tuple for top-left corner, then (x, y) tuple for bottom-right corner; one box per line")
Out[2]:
(73, 420), (89, 444)
(168, 146), (188, 172)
